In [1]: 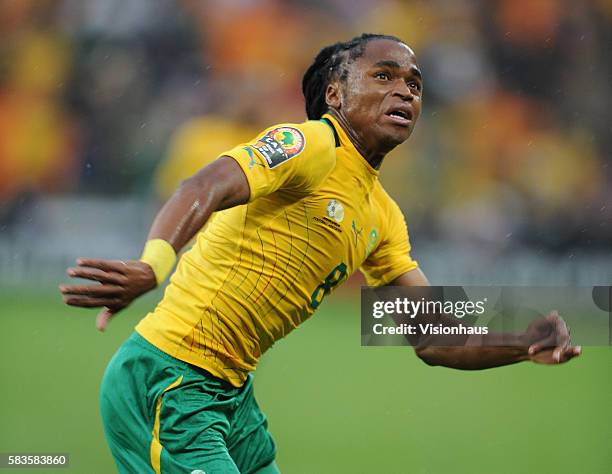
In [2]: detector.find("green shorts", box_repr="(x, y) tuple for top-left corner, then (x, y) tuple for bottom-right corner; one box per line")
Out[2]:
(100, 332), (277, 474)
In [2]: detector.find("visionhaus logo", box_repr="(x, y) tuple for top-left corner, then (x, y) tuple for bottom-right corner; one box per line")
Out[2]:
(369, 295), (490, 337)
(361, 286), (612, 347)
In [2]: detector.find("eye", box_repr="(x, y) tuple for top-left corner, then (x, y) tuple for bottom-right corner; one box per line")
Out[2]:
(374, 71), (391, 81)
(407, 80), (422, 92)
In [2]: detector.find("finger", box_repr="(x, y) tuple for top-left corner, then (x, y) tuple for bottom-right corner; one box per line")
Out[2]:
(552, 344), (582, 363)
(96, 308), (116, 332)
(529, 334), (558, 355)
(552, 345), (565, 363)
(66, 267), (125, 285)
(63, 295), (122, 308)
(59, 284), (123, 297)
(547, 311), (570, 346)
(561, 345), (582, 362)
(76, 258), (129, 275)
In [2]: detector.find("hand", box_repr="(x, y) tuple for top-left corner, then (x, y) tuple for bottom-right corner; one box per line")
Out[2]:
(523, 311), (582, 364)
(59, 258), (157, 332)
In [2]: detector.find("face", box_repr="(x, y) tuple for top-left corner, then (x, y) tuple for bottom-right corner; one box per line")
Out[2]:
(327, 39), (423, 153)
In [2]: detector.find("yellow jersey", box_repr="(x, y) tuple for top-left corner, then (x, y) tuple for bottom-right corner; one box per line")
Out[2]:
(136, 114), (418, 386)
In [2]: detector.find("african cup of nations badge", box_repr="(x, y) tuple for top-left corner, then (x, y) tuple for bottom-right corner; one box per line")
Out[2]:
(252, 126), (305, 168)
(326, 199), (344, 223)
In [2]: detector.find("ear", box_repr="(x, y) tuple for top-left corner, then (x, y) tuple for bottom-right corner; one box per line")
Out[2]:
(325, 81), (342, 110)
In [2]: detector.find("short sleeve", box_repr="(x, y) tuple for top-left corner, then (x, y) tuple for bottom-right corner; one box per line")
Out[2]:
(220, 120), (336, 202)
(360, 195), (418, 287)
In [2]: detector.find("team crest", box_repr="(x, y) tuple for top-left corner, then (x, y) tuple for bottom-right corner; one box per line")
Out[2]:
(251, 126), (305, 168)
(326, 199), (344, 223)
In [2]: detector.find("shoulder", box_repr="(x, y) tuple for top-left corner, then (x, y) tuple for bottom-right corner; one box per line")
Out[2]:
(250, 120), (336, 171)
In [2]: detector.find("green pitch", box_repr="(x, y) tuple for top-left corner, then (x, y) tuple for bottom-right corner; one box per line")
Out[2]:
(0, 289), (610, 474)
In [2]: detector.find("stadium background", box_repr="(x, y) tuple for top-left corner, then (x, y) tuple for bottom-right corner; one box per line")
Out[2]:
(1, 1), (611, 473)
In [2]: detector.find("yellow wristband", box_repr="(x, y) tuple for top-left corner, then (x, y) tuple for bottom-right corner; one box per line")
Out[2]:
(140, 239), (177, 285)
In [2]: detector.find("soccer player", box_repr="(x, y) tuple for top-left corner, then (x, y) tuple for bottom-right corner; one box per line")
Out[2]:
(60, 34), (581, 473)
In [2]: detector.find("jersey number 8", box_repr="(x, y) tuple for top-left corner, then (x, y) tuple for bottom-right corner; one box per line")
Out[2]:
(310, 263), (348, 309)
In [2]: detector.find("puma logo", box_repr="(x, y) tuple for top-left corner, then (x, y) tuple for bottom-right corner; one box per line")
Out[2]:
(351, 219), (363, 247)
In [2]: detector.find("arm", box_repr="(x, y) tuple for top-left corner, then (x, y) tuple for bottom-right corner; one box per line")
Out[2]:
(60, 157), (250, 330)
(61, 119), (337, 332)
(146, 156), (249, 249)
(391, 269), (582, 369)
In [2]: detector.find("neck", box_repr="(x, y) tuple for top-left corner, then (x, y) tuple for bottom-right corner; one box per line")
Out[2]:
(327, 109), (388, 170)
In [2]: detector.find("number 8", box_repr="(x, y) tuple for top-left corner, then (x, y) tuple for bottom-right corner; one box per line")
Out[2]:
(310, 263), (347, 309)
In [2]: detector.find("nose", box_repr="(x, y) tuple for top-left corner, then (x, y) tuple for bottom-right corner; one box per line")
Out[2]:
(392, 80), (414, 101)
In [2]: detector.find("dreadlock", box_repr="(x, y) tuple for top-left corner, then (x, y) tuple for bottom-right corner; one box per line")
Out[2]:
(301, 33), (405, 120)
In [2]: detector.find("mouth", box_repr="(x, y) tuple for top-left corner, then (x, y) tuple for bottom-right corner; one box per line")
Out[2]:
(384, 107), (413, 127)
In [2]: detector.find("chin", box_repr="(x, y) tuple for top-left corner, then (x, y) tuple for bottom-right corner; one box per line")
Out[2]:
(382, 127), (412, 148)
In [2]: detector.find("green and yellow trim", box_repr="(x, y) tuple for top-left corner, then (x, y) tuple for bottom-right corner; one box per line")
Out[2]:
(150, 374), (183, 474)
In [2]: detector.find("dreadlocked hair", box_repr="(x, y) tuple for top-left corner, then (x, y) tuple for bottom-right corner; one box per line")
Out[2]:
(301, 33), (405, 120)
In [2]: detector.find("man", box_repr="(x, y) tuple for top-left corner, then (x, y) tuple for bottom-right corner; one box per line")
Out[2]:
(60, 34), (581, 474)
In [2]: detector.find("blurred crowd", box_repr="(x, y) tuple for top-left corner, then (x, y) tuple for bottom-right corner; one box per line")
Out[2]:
(0, 0), (611, 251)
